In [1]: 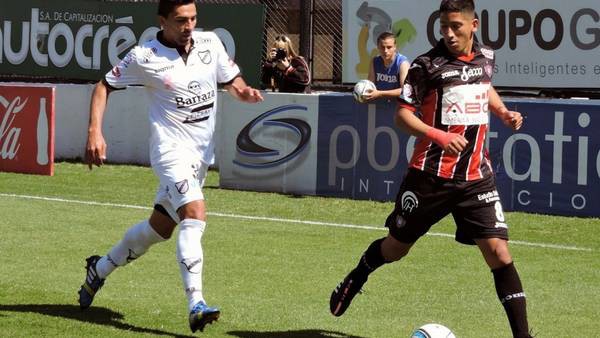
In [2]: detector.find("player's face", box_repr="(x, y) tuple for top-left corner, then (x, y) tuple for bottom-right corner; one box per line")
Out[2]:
(160, 3), (197, 48)
(377, 37), (397, 63)
(440, 10), (478, 56)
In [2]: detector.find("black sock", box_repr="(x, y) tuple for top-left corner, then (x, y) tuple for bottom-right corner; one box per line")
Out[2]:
(492, 262), (530, 338)
(353, 238), (387, 278)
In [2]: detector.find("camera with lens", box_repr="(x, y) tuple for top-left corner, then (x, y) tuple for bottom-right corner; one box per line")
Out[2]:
(274, 48), (287, 61)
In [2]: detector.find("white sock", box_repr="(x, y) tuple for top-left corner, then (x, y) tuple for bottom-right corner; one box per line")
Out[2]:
(96, 220), (166, 279)
(177, 218), (206, 311)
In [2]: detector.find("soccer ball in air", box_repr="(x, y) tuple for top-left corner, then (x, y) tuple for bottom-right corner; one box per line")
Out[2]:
(353, 79), (376, 103)
(411, 323), (456, 338)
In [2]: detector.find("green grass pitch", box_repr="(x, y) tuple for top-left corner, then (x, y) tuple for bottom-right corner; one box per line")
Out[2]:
(0, 162), (598, 337)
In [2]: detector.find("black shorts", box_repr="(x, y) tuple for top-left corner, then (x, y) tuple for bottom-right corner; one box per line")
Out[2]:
(385, 169), (509, 245)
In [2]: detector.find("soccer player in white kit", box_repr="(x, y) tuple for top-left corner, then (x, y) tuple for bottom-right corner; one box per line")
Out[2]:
(78, 0), (263, 333)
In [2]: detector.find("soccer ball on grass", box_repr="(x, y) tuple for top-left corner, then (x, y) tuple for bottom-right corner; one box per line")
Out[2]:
(411, 323), (456, 338)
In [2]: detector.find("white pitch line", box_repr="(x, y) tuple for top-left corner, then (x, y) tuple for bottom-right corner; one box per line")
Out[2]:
(0, 193), (593, 252)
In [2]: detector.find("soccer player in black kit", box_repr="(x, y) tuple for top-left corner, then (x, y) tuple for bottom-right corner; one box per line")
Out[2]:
(329, 1), (533, 337)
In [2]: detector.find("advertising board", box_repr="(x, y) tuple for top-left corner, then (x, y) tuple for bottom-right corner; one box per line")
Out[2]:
(0, 1), (264, 86)
(342, 0), (600, 88)
(218, 93), (320, 195)
(0, 85), (55, 175)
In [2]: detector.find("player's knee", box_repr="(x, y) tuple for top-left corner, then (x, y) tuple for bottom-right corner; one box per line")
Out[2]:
(494, 245), (513, 266)
(177, 201), (206, 221)
(382, 234), (412, 262)
(478, 238), (513, 269)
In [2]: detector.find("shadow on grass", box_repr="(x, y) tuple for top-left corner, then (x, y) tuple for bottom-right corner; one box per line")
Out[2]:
(228, 329), (366, 338)
(0, 304), (195, 338)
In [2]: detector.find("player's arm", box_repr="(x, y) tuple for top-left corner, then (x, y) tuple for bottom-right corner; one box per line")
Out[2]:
(86, 80), (113, 169)
(363, 60), (381, 101)
(395, 105), (468, 155)
(224, 76), (264, 103)
(367, 58), (375, 83)
(398, 61), (409, 89)
(488, 86), (523, 131)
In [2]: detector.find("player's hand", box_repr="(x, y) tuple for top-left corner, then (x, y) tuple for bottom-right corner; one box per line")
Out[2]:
(502, 110), (523, 131)
(444, 133), (469, 155)
(237, 86), (264, 103)
(363, 88), (379, 101)
(425, 127), (468, 155)
(85, 130), (107, 170)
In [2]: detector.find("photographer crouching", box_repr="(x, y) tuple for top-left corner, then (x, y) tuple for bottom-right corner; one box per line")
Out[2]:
(261, 35), (311, 93)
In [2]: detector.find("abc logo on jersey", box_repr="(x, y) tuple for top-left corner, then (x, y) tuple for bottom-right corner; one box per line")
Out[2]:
(234, 105), (311, 168)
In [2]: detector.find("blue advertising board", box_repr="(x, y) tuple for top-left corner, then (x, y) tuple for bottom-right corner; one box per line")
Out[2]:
(316, 94), (600, 218)
(494, 99), (600, 217)
(316, 94), (413, 200)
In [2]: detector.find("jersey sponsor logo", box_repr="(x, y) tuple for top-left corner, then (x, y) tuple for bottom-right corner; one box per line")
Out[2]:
(175, 89), (215, 108)
(188, 81), (202, 94)
(376, 73), (398, 83)
(477, 190), (500, 203)
(184, 102), (214, 124)
(441, 69), (460, 79)
(401, 191), (418, 213)
(461, 66), (484, 81)
(441, 83), (490, 126)
(175, 179), (189, 194)
(154, 65), (175, 74)
(484, 64), (493, 77)
(480, 47), (494, 60)
(197, 50), (212, 64)
(495, 222), (508, 229)
(234, 105), (311, 169)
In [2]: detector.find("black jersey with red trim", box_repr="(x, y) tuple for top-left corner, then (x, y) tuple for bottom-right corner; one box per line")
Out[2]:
(398, 39), (496, 181)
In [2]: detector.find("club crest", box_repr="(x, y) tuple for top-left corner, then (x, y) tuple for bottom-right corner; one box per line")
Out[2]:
(484, 64), (493, 77)
(175, 179), (189, 194)
(401, 191), (418, 214)
(198, 50), (212, 64)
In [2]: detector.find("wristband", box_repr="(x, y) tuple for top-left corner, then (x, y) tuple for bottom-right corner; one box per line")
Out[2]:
(424, 127), (453, 148)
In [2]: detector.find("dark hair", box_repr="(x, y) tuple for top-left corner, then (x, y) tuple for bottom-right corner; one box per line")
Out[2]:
(439, 0), (475, 14)
(376, 32), (396, 45)
(158, 0), (195, 17)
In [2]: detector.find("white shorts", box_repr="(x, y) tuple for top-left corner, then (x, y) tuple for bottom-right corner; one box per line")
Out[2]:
(153, 157), (208, 222)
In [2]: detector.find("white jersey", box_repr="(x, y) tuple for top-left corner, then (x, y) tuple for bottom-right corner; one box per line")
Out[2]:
(104, 30), (240, 165)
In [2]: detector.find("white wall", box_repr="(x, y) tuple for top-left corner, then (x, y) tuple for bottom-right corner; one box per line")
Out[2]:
(34, 83), (152, 164)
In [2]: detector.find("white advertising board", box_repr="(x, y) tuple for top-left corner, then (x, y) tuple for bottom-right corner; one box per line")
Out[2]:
(217, 92), (319, 195)
(342, 0), (600, 88)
